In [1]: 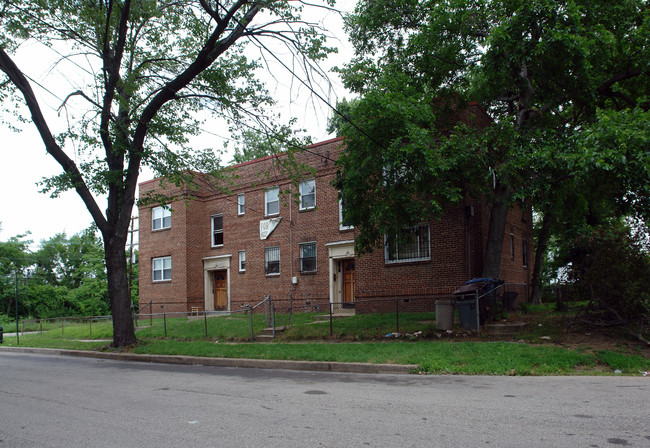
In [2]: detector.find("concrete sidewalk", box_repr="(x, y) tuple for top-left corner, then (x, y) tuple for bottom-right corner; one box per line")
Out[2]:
(0, 346), (418, 375)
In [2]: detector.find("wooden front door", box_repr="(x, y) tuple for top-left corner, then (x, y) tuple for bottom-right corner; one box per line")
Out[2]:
(213, 271), (227, 310)
(342, 259), (355, 304)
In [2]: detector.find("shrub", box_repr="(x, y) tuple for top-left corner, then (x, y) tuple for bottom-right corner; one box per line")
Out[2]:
(567, 222), (650, 342)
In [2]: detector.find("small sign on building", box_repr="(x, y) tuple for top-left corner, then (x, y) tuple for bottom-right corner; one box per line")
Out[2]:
(260, 217), (282, 240)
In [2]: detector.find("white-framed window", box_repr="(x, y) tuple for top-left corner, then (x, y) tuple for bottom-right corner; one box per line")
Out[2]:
(299, 242), (317, 273)
(238, 250), (246, 272)
(152, 256), (171, 281)
(339, 197), (353, 230)
(299, 179), (316, 210)
(385, 224), (431, 263)
(522, 239), (528, 267)
(265, 246), (280, 275)
(151, 206), (171, 230)
(211, 214), (223, 247)
(237, 194), (245, 215)
(265, 187), (279, 216)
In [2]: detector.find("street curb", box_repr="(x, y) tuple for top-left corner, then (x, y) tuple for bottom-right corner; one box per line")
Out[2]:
(0, 346), (418, 375)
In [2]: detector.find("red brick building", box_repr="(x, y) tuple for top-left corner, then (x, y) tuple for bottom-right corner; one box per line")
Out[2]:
(138, 135), (533, 315)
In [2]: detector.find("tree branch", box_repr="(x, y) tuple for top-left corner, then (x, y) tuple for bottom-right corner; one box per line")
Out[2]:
(596, 69), (642, 109)
(0, 48), (108, 233)
(57, 90), (103, 112)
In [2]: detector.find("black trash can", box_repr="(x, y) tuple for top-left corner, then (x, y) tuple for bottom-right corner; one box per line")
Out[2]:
(453, 277), (503, 329)
(456, 298), (478, 330)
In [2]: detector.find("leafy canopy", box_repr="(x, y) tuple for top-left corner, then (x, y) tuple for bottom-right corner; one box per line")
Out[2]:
(333, 0), (649, 257)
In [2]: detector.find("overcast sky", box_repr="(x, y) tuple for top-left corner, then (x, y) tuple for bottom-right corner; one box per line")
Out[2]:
(0, 1), (355, 247)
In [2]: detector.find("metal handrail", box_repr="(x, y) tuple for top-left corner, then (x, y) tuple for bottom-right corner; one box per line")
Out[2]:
(249, 294), (271, 311)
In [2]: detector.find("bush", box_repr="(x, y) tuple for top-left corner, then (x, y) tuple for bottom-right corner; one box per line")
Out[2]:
(567, 222), (650, 341)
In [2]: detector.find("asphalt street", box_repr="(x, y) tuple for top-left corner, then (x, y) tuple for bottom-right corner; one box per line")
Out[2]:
(0, 351), (648, 447)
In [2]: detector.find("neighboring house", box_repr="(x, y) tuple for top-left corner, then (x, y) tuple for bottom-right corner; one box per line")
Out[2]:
(138, 110), (533, 314)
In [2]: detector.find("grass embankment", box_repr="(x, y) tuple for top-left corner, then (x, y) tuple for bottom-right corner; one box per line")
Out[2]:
(2, 308), (648, 375)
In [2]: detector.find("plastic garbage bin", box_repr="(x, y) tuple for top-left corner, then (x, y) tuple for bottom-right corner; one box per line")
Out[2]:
(504, 291), (518, 312)
(435, 300), (454, 331)
(457, 298), (478, 330)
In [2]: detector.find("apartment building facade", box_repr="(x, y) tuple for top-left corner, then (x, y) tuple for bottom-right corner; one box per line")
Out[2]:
(138, 135), (534, 315)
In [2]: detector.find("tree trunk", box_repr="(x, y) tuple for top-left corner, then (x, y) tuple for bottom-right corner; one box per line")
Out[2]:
(104, 235), (137, 347)
(481, 182), (510, 279)
(530, 209), (553, 304)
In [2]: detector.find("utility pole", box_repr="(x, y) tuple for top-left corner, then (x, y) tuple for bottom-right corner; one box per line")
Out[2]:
(15, 270), (19, 345)
(127, 216), (139, 309)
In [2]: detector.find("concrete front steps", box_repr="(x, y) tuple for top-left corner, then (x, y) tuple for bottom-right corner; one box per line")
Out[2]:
(313, 308), (356, 322)
(255, 326), (286, 342)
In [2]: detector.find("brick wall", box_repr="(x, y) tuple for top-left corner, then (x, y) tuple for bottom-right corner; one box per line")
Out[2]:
(139, 134), (534, 313)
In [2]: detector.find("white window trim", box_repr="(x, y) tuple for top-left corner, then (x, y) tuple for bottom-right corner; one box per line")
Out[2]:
(299, 241), (317, 273)
(384, 224), (431, 264)
(211, 214), (224, 247)
(265, 246), (280, 276)
(238, 250), (246, 272)
(265, 187), (280, 216)
(151, 206), (171, 231)
(152, 256), (171, 282)
(339, 198), (353, 230)
(299, 179), (316, 211)
(237, 194), (245, 216)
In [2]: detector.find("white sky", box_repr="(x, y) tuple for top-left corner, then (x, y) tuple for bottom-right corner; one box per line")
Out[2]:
(0, 1), (356, 247)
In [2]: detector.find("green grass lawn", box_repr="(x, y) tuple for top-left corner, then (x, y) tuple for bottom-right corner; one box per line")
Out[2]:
(2, 309), (648, 376)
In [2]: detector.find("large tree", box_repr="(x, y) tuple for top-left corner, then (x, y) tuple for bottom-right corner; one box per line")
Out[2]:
(0, 0), (335, 346)
(333, 0), (649, 287)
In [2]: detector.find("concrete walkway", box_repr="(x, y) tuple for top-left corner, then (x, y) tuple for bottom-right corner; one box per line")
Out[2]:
(0, 346), (417, 375)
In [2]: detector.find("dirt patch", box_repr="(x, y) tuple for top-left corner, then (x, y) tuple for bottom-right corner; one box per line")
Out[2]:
(480, 312), (649, 357)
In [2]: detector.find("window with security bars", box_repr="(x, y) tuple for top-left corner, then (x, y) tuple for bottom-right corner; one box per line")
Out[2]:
(265, 246), (280, 275)
(212, 214), (223, 246)
(299, 242), (317, 272)
(385, 224), (430, 263)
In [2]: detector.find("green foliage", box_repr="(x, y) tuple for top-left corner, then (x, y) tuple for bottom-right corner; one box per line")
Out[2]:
(333, 0), (650, 270)
(565, 222), (650, 335)
(228, 121), (313, 164)
(0, 225), (112, 319)
(1, 1), (336, 346)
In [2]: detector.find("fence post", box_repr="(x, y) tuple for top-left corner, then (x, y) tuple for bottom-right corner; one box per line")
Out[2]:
(475, 290), (480, 333)
(329, 302), (333, 337)
(248, 306), (254, 342)
(62, 319), (64, 336)
(204, 311), (208, 338)
(163, 313), (167, 338)
(89, 319), (92, 337)
(40, 320), (42, 334)
(271, 304), (276, 339)
(290, 293), (293, 327)
(149, 301), (152, 328)
(395, 298), (400, 333)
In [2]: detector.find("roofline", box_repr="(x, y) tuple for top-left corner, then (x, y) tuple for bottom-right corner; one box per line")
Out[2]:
(139, 136), (344, 187)
(138, 169), (204, 187)
(228, 136), (344, 170)
(467, 101), (494, 123)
